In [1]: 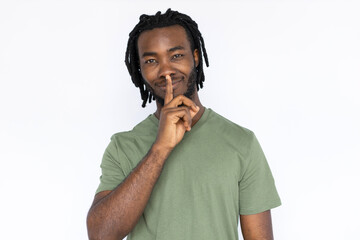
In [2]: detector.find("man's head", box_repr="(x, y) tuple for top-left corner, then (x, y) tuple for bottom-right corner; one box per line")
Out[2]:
(125, 9), (209, 107)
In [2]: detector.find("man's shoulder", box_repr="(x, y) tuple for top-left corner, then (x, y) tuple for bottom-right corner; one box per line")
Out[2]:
(207, 109), (255, 139)
(204, 109), (262, 158)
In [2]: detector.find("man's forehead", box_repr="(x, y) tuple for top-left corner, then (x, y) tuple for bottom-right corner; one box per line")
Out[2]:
(137, 25), (192, 52)
(138, 24), (186, 38)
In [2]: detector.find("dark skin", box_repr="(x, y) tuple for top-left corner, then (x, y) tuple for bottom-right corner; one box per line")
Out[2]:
(86, 25), (274, 240)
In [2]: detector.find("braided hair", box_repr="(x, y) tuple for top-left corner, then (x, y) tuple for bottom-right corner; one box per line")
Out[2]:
(125, 8), (209, 107)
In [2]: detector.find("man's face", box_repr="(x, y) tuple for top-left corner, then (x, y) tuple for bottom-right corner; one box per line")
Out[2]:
(137, 25), (199, 105)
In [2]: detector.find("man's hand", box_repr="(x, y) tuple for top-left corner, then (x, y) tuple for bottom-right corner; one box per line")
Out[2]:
(154, 75), (199, 151)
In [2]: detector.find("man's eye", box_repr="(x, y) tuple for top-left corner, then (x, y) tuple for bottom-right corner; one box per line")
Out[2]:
(145, 59), (156, 64)
(173, 54), (183, 59)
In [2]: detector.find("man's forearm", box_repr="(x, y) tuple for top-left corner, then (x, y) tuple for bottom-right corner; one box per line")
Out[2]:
(87, 144), (171, 240)
(240, 210), (274, 240)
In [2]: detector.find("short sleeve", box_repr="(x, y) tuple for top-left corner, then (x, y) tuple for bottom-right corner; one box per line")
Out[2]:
(95, 138), (129, 194)
(238, 133), (281, 215)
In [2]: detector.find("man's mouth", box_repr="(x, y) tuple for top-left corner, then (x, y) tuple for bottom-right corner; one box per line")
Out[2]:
(157, 78), (183, 88)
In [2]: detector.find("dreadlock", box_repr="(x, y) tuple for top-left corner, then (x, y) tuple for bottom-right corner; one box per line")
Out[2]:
(125, 8), (209, 107)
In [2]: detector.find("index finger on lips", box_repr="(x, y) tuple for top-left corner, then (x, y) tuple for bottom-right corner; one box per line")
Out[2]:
(164, 75), (173, 105)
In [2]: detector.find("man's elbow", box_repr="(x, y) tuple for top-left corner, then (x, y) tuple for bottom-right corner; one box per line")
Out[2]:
(86, 212), (102, 240)
(86, 212), (127, 240)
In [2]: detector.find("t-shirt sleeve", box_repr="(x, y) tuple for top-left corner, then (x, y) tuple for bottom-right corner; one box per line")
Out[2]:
(238, 133), (281, 215)
(95, 137), (129, 194)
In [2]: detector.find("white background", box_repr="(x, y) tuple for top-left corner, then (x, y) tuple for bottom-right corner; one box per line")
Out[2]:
(1, 0), (359, 239)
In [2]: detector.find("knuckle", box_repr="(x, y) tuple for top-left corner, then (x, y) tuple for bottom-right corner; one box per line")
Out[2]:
(174, 95), (185, 101)
(180, 106), (189, 112)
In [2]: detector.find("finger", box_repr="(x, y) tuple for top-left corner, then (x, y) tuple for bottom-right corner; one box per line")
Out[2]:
(176, 111), (192, 131)
(166, 107), (192, 131)
(164, 75), (173, 105)
(167, 95), (200, 119)
(189, 105), (200, 119)
(178, 108), (192, 131)
(167, 95), (198, 113)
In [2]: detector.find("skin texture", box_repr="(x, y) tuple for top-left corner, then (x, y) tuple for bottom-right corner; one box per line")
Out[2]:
(240, 210), (274, 240)
(86, 25), (274, 240)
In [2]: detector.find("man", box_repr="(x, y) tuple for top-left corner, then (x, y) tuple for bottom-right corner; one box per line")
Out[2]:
(87, 9), (281, 240)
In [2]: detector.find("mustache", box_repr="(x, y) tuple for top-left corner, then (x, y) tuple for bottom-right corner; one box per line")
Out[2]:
(155, 76), (184, 87)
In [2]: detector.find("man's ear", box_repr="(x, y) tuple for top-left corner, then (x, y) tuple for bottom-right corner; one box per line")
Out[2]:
(193, 49), (199, 67)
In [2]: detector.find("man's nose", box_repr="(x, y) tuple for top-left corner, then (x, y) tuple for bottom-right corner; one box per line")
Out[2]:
(158, 60), (175, 79)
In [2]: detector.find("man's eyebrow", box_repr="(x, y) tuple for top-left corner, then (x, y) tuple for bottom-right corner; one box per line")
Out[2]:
(168, 46), (185, 52)
(142, 52), (157, 58)
(141, 46), (185, 58)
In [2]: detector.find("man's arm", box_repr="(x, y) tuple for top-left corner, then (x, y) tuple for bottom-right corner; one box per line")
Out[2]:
(240, 210), (274, 240)
(86, 76), (199, 240)
(87, 144), (171, 240)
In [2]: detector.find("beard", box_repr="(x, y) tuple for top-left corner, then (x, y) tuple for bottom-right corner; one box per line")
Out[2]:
(145, 67), (197, 107)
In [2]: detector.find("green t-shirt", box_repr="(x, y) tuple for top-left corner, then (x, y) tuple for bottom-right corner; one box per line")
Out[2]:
(96, 108), (281, 240)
